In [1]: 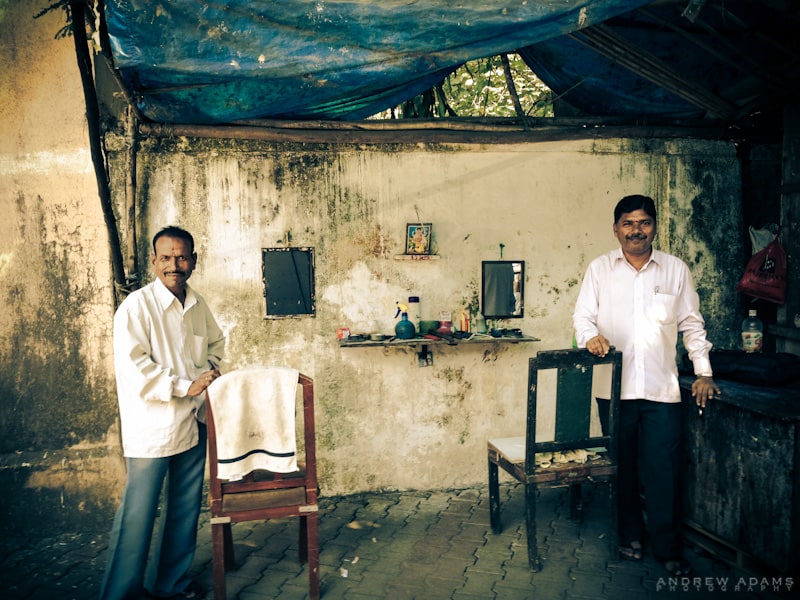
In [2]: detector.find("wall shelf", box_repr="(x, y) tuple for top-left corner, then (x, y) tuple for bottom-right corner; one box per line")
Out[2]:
(339, 333), (539, 348)
(393, 254), (441, 261)
(767, 324), (800, 343)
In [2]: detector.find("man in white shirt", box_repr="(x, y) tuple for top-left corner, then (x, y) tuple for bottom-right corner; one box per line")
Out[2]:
(101, 226), (225, 600)
(573, 195), (719, 577)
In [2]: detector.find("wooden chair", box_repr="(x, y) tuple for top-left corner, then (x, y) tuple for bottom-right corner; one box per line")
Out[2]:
(205, 367), (320, 599)
(487, 348), (622, 571)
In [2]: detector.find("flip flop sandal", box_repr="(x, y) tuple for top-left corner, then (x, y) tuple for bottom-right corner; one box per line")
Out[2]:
(618, 541), (643, 561)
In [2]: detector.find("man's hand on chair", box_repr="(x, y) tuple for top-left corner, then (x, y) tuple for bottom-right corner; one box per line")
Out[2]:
(585, 335), (611, 357)
(188, 368), (220, 397)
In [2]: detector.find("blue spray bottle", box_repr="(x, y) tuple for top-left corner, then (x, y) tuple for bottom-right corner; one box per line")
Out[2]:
(394, 302), (416, 339)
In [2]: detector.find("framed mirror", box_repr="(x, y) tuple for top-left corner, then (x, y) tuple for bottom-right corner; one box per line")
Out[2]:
(482, 260), (524, 319)
(262, 247), (315, 318)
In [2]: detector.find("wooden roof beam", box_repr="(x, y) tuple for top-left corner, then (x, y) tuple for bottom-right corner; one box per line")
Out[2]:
(569, 23), (737, 119)
(637, 7), (785, 91)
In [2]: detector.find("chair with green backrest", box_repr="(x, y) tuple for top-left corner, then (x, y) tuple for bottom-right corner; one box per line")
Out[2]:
(487, 348), (622, 570)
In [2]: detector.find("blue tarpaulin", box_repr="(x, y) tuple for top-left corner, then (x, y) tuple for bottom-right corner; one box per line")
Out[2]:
(518, 37), (703, 119)
(104, 0), (651, 123)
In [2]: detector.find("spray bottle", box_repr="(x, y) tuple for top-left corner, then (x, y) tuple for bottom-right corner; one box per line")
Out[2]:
(394, 301), (416, 339)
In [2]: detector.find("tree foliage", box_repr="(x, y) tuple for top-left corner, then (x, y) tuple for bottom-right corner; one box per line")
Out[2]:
(374, 53), (554, 119)
(34, 0), (75, 39)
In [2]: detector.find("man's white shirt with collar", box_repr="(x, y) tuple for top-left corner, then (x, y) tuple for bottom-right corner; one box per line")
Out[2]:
(113, 278), (225, 457)
(573, 248), (712, 403)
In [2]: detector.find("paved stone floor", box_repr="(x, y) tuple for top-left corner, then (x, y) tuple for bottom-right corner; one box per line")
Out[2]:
(1, 483), (795, 599)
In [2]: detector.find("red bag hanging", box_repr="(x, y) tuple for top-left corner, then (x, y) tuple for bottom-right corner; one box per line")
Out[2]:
(735, 234), (788, 304)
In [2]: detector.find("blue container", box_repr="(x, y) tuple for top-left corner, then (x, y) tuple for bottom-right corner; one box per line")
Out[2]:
(395, 313), (416, 339)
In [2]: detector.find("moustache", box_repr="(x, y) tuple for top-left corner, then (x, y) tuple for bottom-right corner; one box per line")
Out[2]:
(627, 235), (647, 241)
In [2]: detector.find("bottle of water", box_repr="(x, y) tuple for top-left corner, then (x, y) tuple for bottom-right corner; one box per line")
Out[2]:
(741, 309), (763, 353)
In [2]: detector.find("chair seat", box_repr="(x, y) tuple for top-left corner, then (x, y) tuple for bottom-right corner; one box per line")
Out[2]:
(222, 486), (309, 513)
(488, 437), (613, 486)
(527, 456), (615, 485)
(488, 436), (617, 487)
(487, 436), (526, 461)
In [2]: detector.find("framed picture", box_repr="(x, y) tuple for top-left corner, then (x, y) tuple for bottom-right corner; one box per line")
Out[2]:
(406, 223), (432, 255)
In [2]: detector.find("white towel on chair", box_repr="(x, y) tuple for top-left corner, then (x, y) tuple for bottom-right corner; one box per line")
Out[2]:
(208, 366), (300, 480)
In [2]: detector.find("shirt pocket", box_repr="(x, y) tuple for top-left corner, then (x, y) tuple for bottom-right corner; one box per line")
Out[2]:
(190, 334), (209, 368)
(651, 292), (678, 324)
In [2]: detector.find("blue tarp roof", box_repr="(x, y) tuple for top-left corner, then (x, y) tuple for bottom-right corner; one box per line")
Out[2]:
(103, 0), (651, 123)
(518, 37), (703, 120)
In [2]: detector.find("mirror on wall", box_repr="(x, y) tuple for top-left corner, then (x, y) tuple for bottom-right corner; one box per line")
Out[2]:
(262, 247), (315, 318)
(482, 261), (524, 319)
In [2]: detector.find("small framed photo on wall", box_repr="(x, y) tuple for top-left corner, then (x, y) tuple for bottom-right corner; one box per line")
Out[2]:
(406, 223), (432, 255)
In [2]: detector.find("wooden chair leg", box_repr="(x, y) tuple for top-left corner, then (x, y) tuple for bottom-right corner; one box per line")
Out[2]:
(223, 522), (235, 571)
(211, 523), (228, 600)
(608, 478), (619, 563)
(525, 483), (541, 571)
(299, 516), (308, 563)
(488, 460), (501, 533)
(306, 513), (320, 600)
(569, 483), (584, 522)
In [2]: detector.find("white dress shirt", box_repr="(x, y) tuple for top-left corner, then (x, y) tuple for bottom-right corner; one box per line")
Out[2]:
(113, 278), (225, 457)
(573, 248), (712, 403)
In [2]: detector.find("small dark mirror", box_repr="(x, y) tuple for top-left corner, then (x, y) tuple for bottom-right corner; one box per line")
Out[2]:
(482, 261), (524, 319)
(262, 247), (315, 318)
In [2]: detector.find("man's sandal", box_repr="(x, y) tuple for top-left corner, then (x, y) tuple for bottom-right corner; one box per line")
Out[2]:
(618, 541), (643, 561)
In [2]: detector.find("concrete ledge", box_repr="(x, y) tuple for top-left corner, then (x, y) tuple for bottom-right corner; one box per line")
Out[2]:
(0, 446), (124, 536)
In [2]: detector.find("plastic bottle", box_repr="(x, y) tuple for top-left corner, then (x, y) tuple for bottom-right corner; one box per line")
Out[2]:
(394, 302), (416, 339)
(741, 309), (763, 353)
(474, 311), (487, 334)
(459, 309), (470, 333)
(408, 296), (421, 333)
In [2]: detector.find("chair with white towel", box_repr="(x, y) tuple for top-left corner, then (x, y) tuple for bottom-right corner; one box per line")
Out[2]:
(205, 366), (319, 599)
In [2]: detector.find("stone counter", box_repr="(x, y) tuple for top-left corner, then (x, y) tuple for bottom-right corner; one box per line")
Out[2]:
(679, 375), (800, 575)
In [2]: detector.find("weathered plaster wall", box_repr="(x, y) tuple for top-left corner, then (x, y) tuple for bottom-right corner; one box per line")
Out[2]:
(0, 2), (743, 535)
(107, 135), (743, 497)
(0, 3), (122, 533)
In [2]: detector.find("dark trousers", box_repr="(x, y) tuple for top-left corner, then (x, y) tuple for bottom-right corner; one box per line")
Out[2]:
(597, 398), (683, 561)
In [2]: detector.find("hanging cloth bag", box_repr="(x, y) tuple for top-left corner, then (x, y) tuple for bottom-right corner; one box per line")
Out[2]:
(735, 229), (788, 304)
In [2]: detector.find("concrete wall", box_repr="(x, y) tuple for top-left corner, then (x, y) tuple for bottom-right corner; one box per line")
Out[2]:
(0, 3), (123, 534)
(0, 2), (743, 534)
(108, 135), (742, 497)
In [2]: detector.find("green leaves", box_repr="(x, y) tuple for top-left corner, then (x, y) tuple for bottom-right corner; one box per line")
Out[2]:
(377, 53), (553, 119)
